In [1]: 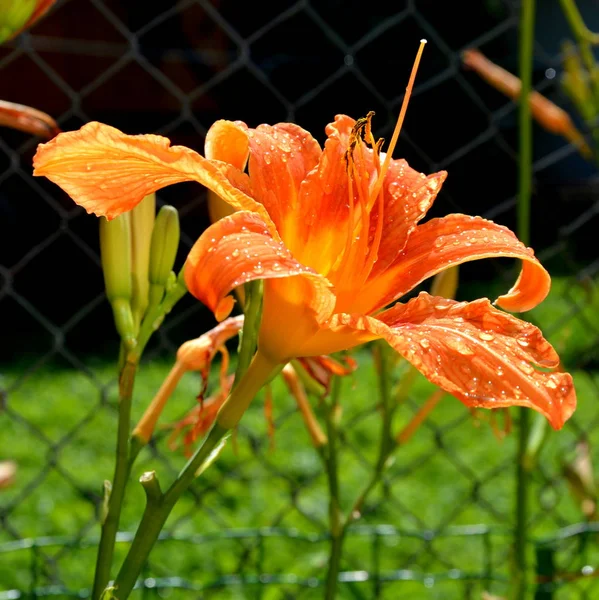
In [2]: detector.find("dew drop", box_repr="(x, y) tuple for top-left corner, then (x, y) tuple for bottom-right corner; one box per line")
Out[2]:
(231, 249), (240, 258)
(207, 246), (215, 253)
(546, 378), (558, 389)
(446, 337), (474, 356)
(478, 332), (495, 341)
(518, 362), (534, 375)
(467, 377), (479, 392)
(264, 153), (272, 165)
(517, 339), (530, 347)
(496, 366), (503, 376)
(253, 264), (264, 274)
(434, 238), (444, 248)
(419, 339), (430, 349)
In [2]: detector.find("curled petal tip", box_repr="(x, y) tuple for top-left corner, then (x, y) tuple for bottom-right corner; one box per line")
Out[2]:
(215, 296), (236, 322)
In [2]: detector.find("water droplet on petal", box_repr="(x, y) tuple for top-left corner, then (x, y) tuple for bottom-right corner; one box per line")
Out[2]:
(253, 264), (264, 274)
(446, 337), (474, 356)
(546, 378), (558, 389)
(467, 377), (479, 392)
(419, 339), (430, 349)
(232, 249), (240, 258)
(478, 332), (495, 341)
(517, 339), (529, 347)
(518, 361), (534, 375)
(496, 366), (504, 376)
(264, 153), (272, 165)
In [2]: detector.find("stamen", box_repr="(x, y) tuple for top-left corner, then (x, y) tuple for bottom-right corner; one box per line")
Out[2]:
(370, 39), (427, 203)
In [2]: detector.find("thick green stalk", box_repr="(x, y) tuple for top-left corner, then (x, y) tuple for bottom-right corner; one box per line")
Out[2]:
(92, 358), (138, 600)
(110, 279), (270, 599)
(112, 351), (278, 599)
(112, 423), (229, 598)
(515, 1), (535, 597)
(234, 280), (263, 387)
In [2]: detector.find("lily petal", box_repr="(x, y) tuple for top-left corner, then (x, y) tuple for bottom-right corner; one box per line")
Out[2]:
(32, 121), (273, 228)
(205, 119), (250, 168)
(204, 120), (250, 223)
(246, 122), (321, 242)
(322, 293), (575, 430)
(292, 114), (356, 272)
(184, 210), (335, 325)
(355, 214), (550, 314)
(369, 162), (447, 277)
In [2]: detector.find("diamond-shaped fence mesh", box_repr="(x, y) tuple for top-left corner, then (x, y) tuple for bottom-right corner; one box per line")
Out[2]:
(2, 0), (599, 597)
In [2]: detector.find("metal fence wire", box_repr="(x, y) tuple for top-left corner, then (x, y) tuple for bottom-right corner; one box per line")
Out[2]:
(2, 0), (599, 597)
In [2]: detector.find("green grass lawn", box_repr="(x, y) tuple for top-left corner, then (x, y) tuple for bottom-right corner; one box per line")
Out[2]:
(2, 275), (599, 599)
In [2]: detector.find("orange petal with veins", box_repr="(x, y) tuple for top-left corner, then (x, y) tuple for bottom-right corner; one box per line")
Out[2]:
(323, 293), (575, 430)
(369, 162), (447, 277)
(32, 121), (274, 228)
(184, 211), (335, 327)
(246, 123), (321, 242)
(355, 214), (550, 315)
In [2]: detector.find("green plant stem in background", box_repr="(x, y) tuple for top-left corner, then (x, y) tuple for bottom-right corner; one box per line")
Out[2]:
(559, 0), (599, 44)
(559, 0), (599, 164)
(348, 343), (397, 522)
(92, 357), (138, 600)
(515, 1), (535, 597)
(322, 376), (344, 600)
(560, 0), (599, 99)
(322, 344), (398, 599)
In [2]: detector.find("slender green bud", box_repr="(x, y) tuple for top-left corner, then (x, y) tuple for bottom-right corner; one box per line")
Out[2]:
(130, 194), (156, 327)
(0, 0), (37, 44)
(99, 214), (136, 349)
(148, 205), (180, 307)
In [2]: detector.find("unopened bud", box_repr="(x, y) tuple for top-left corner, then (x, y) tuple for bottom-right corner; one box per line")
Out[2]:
(99, 214), (136, 348)
(148, 205), (180, 307)
(130, 194), (155, 326)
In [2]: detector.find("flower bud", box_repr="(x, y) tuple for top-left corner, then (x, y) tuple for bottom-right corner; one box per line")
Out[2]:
(148, 205), (179, 307)
(130, 194), (155, 326)
(99, 214), (136, 348)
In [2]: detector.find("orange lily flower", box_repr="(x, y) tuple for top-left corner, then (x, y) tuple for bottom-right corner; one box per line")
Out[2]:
(32, 122), (575, 430)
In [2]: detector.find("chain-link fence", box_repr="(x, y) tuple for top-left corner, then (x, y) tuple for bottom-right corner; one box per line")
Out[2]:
(2, 0), (599, 597)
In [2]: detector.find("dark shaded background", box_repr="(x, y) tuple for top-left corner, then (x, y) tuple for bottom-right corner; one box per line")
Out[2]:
(1, 0), (598, 363)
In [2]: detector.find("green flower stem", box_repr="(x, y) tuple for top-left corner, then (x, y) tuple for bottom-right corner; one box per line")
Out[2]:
(134, 279), (187, 361)
(322, 376), (344, 600)
(233, 280), (263, 387)
(112, 352), (280, 599)
(92, 358), (138, 600)
(110, 280), (270, 600)
(347, 343), (396, 522)
(112, 423), (228, 599)
(322, 344), (399, 599)
(515, 1), (535, 597)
